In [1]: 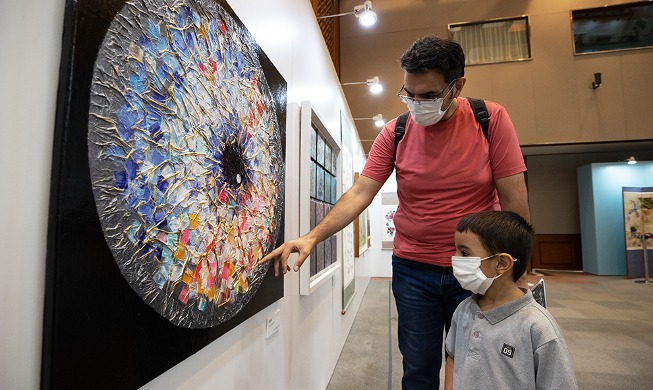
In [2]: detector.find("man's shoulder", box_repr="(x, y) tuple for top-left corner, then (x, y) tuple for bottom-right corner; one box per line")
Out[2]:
(462, 97), (505, 114)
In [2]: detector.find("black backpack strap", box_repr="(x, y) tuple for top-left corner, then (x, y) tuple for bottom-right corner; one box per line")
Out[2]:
(467, 97), (490, 140)
(394, 111), (410, 163)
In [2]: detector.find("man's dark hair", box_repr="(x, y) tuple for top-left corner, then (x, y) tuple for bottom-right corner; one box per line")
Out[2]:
(400, 36), (465, 83)
(456, 211), (535, 282)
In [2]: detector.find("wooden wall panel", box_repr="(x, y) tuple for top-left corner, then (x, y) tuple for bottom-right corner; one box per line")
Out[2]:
(532, 234), (583, 271)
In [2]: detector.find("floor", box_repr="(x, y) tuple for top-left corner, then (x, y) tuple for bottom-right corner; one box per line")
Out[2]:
(327, 271), (653, 390)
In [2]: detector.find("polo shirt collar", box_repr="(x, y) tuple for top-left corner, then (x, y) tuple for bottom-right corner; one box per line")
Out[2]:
(470, 288), (533, 325)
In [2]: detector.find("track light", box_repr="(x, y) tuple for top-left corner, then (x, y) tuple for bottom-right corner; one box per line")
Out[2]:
(373, 114), (385, 127)
(354, 114), (385, 127)
(342, 76), (383, 94)
(317, 1), (377, 27)
(627, 156), (637, 165)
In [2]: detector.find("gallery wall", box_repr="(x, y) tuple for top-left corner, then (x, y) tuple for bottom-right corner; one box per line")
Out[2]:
(0, 0), (371, 389)
(0, 1), (63, 388)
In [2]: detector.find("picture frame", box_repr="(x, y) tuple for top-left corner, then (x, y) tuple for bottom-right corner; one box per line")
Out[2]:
(353, 173), (370, 257)
(299, 101), (341, 295)
(622, 187), (653, 279)
(381, 192), (398, 251)
(340, 112), (356, 313)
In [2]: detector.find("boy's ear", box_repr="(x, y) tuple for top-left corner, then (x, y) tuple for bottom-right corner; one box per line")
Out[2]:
(496, 253), (515, 273)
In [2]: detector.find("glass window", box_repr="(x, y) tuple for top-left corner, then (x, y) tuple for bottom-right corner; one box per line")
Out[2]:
(449, 16), (531, 65)
(571, 1), (653, 55)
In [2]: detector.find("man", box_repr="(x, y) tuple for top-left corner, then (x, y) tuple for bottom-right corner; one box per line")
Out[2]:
(260, 36), (529, 389)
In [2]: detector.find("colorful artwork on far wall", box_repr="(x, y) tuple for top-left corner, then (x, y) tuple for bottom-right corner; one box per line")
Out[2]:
(42, 0), (286, 388)
(381, 192), (398, 250)
(622, 187), (653, 279)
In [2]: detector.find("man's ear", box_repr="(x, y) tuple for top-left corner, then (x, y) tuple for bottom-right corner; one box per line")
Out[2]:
(453, 77), (466, 98)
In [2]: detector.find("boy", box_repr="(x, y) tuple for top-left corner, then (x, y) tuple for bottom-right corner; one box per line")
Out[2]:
(444, 211), (577, 389)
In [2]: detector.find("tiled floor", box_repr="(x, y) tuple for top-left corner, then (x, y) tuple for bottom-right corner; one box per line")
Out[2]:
(535, 271), (653, 390)
(328, 272), (653, 389)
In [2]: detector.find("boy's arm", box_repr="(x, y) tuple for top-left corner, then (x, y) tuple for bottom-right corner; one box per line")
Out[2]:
(444, 355), (454, 390)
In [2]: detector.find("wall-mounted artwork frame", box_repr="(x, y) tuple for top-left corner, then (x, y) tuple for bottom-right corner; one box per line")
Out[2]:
(353, 173), (370, 257)
(340, 112), (355, 312)
(355, 207), (371, 256)
(622, 187), (653, 279)
(571, 1), (653, 55)
(381, 192), (398, 250)
(299, 101), (341, 295)
(42, 0), (285, 388)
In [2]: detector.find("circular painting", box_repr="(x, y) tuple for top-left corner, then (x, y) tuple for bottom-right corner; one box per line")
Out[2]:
(87, 0), (285, 328)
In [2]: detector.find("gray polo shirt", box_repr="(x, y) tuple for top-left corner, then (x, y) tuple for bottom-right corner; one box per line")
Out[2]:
(445, 289), (578, 389)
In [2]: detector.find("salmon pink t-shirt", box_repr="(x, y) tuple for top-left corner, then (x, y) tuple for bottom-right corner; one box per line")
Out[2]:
(362, 98), (526, 267)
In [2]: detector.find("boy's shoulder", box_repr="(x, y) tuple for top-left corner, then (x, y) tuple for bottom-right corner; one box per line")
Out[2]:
(521, 297), (566, 342)
(497, 290), (567, 348)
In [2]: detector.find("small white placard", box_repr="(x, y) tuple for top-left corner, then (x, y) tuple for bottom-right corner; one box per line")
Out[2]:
(266, 309), (281, 339)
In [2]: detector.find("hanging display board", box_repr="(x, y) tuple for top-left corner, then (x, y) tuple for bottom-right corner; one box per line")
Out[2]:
(340, 114), (355, 311)
(622, 187), (653, 278)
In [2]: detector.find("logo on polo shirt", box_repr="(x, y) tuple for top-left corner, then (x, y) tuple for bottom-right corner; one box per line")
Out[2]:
(501, 343), (515, 358)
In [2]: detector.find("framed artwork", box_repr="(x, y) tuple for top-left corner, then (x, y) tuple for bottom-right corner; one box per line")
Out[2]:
(299, 101), (341, 295)
(357, 208), (371, 255)
(42, 0), (286, 388)
(353, 173), (370, 257)
(340, 113), (355, 312)
(622, 187), (653, 278)
(381, 192), (398, 250)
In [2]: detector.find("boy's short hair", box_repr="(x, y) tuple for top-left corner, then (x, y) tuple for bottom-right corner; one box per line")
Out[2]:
(456, 211), (535, 282)
(400, 36), (465, 83)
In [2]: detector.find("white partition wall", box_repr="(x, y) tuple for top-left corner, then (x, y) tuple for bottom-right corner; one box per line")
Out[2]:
(577, 162), (653, 276)
(0, 0), (370, 388)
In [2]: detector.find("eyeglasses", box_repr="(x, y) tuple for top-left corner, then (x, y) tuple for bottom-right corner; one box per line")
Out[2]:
(397, 78), (457, 105)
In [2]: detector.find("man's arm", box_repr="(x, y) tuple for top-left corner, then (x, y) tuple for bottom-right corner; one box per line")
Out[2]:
(495, 172), (530, 221)
(258, 175), (383, 276)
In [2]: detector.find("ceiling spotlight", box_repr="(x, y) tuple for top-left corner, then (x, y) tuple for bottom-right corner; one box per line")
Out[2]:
(317, 1), (378, 27)
(342, 76), (383, 94)
(354, 114), (385, 127)
(627, 156), (637, 165)
(372, 114), (385, 127)
(354, 1), (377, 27)
(367, 76), (383, 94)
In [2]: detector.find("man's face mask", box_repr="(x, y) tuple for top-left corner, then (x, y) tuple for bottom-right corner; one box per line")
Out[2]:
(399, 79), (456, 126)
